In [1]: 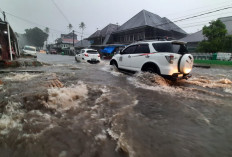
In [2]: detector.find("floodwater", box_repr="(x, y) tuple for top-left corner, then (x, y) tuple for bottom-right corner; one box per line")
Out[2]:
(0, 53), (232, 157)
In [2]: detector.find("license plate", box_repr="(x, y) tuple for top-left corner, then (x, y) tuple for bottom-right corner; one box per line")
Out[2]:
(91, 58), (96, 61)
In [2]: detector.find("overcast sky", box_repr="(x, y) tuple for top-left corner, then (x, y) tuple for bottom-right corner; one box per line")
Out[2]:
(0, 0), (232, 43)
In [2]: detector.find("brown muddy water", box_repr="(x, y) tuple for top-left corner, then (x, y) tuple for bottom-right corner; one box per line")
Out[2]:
(0, 53), (232, 157)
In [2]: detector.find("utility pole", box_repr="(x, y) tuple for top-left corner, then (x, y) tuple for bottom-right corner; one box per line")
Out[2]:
(72, 30), (75, 47)
(3, 11), (6, 22)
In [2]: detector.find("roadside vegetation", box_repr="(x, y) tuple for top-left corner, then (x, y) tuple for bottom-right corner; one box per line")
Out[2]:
(197, 20), (232, 52)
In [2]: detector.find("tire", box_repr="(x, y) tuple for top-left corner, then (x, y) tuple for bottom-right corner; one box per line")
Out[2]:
(111, 60), (118, 69)
(145, 66), (156, 73)
(142, 63), (160, 74)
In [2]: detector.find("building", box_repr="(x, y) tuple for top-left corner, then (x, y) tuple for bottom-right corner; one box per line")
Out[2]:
(56, 32), (78, 49)
(0, 17), (19, 61)
(180, 16), (232, 52)
(74, 39), (91, 50)
(87, 10), (187, 46)
(112, 10), (187, 44)
(88, 24), (118, 45)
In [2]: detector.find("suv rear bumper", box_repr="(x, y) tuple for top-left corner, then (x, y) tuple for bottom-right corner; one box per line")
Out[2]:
(172, 73), (192, 80)
(163, 73), (192, 80)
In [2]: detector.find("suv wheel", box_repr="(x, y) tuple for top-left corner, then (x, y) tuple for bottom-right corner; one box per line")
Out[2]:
(110, 60), (118, 69)
(142, 63), (160, 74)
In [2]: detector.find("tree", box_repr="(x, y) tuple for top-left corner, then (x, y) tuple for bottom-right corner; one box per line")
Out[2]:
(79, 22), (86, 45)
(68, 23), (73, 32)
(24, 27), (48, 47)
(197, 20), (227, 52)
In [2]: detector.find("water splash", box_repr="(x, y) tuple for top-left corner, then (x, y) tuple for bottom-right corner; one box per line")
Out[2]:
(3, 72), (41, 81)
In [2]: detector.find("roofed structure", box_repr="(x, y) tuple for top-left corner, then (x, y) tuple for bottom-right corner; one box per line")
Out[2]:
(112, 10), (187, 44)
(117, 10), (186, 34)
(88, 24), (119, 45)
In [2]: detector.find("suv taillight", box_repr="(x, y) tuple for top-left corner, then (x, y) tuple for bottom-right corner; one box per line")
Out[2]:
(85, 54), (89, 57)
(165, 54), (174, 64)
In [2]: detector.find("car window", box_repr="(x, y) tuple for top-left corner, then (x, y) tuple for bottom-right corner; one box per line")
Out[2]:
(121, 45), (137, 54)
(87, 50), (98, 54)
(134, 44), (150, 54)
(173, 44), (188, 54)
(152, 43), (188, 54)
(152, 43), (172, 52)
(24, 47), (36, 51)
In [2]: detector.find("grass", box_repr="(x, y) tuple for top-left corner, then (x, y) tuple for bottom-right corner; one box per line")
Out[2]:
(194, 60), (232, 66)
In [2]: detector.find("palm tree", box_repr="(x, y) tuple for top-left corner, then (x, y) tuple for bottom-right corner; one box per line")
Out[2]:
(44, 27), (49, 48)
(68, 23), (73, 33)
(79, 22), (86, 45)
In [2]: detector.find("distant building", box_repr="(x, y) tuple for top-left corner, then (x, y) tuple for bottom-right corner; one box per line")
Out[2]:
(56, 32), (78, 49)
(180, 16), (232, 52)
(74, 39), (91, 50)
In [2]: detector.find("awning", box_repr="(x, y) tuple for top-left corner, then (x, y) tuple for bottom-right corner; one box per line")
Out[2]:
(101, 46), (115, 53)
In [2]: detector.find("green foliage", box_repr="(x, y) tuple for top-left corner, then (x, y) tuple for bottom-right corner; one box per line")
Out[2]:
(44, 27), (49, 34)
(202, 19), (227, 40)
(197, 20), (231, 52)
(222, 35), (232, 52)
(79, 22), (86, 30)
(24, 27), (48, 47)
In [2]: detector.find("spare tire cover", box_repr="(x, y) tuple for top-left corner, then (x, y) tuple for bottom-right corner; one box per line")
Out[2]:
(179, 54), (194, 74)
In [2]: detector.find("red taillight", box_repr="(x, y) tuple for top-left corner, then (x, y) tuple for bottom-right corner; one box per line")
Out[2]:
(85, 54), (89, 57)
(98, 54), (100, 57)
(165, 54), (174, 64)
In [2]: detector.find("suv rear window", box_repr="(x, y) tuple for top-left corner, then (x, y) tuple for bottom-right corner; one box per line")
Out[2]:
(24, 47), (36, 51)
(87, 50), (98, 54)
(152, 43), (188, 54)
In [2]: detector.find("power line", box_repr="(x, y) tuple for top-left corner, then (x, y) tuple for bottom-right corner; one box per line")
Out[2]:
(50, 0), (71, 24)
(4, 11), (66, 33)
(4, 11), (90, 36)
(155, 6), (232, 28)
(165, 0), (232, 20)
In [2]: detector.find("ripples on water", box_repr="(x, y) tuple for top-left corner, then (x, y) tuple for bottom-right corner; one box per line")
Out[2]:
(1, 63), (232, 157)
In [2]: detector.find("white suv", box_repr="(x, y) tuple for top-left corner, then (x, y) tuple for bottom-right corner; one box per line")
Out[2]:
(110, 40), (193, 80)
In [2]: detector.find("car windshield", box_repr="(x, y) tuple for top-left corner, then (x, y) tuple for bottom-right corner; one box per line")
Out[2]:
(152, 43), (188, 54)
(24, 47), (36, 51)
(87, 50), (98, 54)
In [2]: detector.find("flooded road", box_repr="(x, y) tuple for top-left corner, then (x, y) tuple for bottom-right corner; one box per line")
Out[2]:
(0, 53), (232, 157)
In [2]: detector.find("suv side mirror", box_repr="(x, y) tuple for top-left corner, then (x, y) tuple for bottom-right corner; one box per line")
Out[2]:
(119, 50), (123, 55)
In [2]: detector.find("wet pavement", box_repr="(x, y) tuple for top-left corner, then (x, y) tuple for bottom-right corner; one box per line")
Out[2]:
(0, 53), (232, 157)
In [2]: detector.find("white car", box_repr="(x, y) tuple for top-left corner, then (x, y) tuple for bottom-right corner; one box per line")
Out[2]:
(75, 49), (101, 63)
(110, 40), (194, 80)
(22, 46), (37, 57)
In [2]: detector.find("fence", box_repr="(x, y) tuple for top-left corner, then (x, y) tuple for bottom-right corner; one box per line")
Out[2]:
(191, 52), (232, 61)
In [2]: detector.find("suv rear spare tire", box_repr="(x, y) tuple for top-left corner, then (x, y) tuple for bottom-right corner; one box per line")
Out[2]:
(179, 54), (194, 74)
